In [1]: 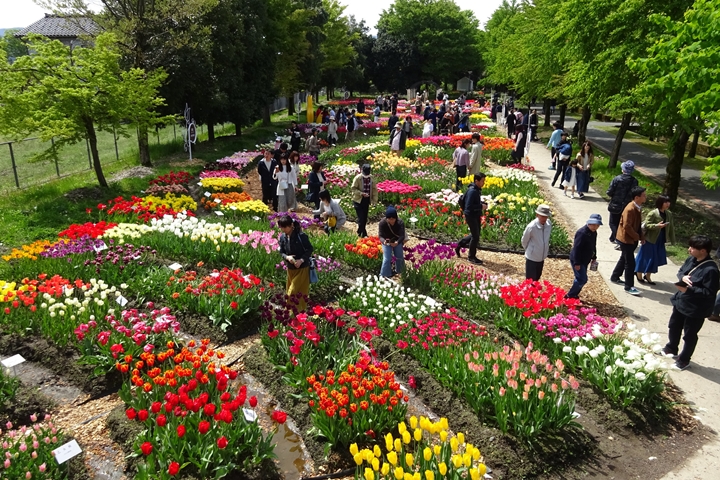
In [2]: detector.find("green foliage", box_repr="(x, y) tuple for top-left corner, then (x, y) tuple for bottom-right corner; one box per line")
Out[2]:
(1, 30), (28, 61)
(0, 367), (19, 408)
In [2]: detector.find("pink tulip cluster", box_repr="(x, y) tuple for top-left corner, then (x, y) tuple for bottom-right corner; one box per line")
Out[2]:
(217, 151), (261, 169)
(199, 170), (240, 179)
(376, 180), (422, 194)
(530, 307), (620, 342)
(232, 230), (279, 254)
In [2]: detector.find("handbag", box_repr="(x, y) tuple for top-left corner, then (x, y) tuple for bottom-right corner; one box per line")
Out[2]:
(279, 180), (289, 190)
(327, 215), (337, 228)
(305, 191), (316, 203)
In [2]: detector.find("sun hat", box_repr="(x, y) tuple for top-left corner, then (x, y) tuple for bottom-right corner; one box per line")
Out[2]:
(621, 160), (635, 174)
(394, 122), (402, 128)
(385, 206), (398, 219)
(587, 213), (603, 225)
(535, 204), (552, 217)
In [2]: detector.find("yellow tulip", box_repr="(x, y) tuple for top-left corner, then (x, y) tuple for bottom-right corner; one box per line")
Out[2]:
(382, 463), (390, 475)
(385, 433), (394, 452)
(354, 453), (364, 466)
(478, 463), (487, 475)
(439, 430), (448, 442)
(372, 458), (380, 471)
(471, 447), (481, 461)
(402, 431), (411, 445)
(387, 451), (398, 466)
(374, 445), (382, 458)
(364, 467), (375, 480)
(364, 450), (375, 462)
(469, 468), (480, 480)
(463, 453), (472, 467)
(450, 437), (459, 452)
(423, 447), (432, 461)
(419, 417), (431, 431)
(409, 415), (418, 429)
(405, 453), (414, 468)
(425, 471), (435, 480)
(457, 432), (465, 444)
(398, 422), (407, 435)
(394, 467), (404, 480)
(413, 473), (421, 480)
(440, 418), (449, 430)
(349, 443), (359, 456)
(433, 445), (442, 457)
(414, 428), (423, 442)
(452, 455), (462, 469)
(438, 462), (447, 476)
(394, 438), (402, 452)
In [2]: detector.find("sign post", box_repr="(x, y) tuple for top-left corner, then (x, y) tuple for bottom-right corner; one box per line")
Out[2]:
(183, 104), (197, 161)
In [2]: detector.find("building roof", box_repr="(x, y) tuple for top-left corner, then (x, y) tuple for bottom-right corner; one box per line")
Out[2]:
(14, 14), (100, 39)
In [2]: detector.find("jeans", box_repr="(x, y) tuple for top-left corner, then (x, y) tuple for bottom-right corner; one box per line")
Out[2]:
(566, 263), (588, 299)
(576, 169), (590, 193)
(611, 241), (638, 289)
(665, 307), (705, 363)
(381, 243), (405, 278)
(455, 165), (467, 191)
(458, 214), (481, 259)
(525, 259), (544, 282)
(353, 197), (370, 237)
(552, 160), (569, 186)
(608, 212), (621, 242)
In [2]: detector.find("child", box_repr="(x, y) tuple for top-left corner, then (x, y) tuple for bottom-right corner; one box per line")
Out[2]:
(562, 158), (580, 198)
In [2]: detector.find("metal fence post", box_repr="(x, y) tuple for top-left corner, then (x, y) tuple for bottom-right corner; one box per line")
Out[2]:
(113, 126), (119, 161)
(51, 137), (60, 176)
(8, 142), (20, 188)
(85, 137), (92, 169)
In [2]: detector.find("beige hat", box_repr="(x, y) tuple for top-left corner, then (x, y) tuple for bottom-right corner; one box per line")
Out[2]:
(535, 204), (552, 217)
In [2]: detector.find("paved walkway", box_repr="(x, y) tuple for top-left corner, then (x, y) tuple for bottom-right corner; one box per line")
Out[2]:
(559, 116), (720, 215)
(525, 140), (720, 479)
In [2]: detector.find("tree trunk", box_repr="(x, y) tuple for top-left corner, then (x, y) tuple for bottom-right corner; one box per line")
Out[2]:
(234, 121), (242, 136)
(543, 99), (551, 126)
(83, 117), (108, 188)
(578, 105), (592, 145)
(609, 112), (632, 169)
(136, 128), (152, 167)
(288, 96), (295, 116)
(688, 129), (700, 158)
(262, 104), (271, 126)
(558, 104), (567, 129)
(326, 87), (330, 101)
(664, 127), (691, 206)
(207, 121), (215, 143)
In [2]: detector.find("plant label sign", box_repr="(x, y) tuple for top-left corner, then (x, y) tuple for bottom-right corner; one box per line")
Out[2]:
(214, 198), (221, 203)
(116, 296), (129, 307)
(301, 185), (308, 190)
(168, 263), (183, 271)
(210, 272), (220, 278)
(242, 408), (257, 422)
(1, 354), (25, 368)
(215, 211), (224, 216)
(204, 191), (212, 197)
(93, 242), (108, 253)
(53, 440), (82, 464)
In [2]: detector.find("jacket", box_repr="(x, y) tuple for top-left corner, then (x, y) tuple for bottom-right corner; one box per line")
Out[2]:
(671, 255), (720, 318)
(616, 201), (644, 244)
(453, 147), (469, 167)
(562, 164), (578, 183)
(389, 129), (407, 150)
(314, 200), (346, 229)
(306, 135), (320, 154)
(569, 225), (597, 267)
(642, 208), (676, 245)
(279, 224), (313, 270)
(521, 218), (552, 262)
(547, 129), (563, 148)
(463, 184), (484, 216)
(468, 143), (483, 175)
(606, 173), (638, 214)
(308, 171), (324, 197)
(351, 174), (378, 204)
(257, 158), (278, 188)
(556, 141), (572, 159)
(378, 218), (407, 245)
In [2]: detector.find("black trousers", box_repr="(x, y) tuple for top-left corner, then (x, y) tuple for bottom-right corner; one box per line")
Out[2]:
(525, 259), (544, 281)
(458, 214), (481, 259)
(354, 197), (370, 237)
(666, 308), (705, 363)
(455, 165), (467, 191)
(611, 241), (638, 289)
(550, 147), (556, 166)
(551, 159), (569, 186)
(608, 212), (622, 242)
(262, 184), (278, 212)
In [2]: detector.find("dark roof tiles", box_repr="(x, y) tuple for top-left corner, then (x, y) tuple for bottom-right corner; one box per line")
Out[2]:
(14, 14), (100, 39)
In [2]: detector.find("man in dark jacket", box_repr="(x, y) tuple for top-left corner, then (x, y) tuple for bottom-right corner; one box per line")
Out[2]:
(506, 108), (516, 138)
(455, 173), (487, 265)
(289, 122), (302, 153)
(664, 235), (720, 370)
(606, 161), (639, 243)
(257, 150), (278, 211)
(566, 214), (602, 299)
(388, 110), (400, 131)
(551, 133), (573, 187)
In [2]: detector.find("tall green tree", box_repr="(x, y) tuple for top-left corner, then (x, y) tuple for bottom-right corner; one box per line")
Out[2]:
(0, 33), (168, 188)
(319, 0), (357, 98)
(1, 30), (29, 61)
(368, 32), (421, 92)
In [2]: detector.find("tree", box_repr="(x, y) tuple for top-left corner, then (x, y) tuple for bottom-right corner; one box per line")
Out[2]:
(319, 0), (357, 99)
(339, 16), (373, 96)
(368, 32), (421, 92)
(0, 33), (168, 188)
(1, 30), (29, 61)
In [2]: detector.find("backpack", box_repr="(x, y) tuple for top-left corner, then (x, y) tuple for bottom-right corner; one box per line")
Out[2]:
(457, 193), (466, 210)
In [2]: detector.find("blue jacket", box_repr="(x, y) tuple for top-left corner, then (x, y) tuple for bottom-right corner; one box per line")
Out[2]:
(557, 141), (572, 158)
(463, 184), (484, 216)
(547, 129), (563, 148)
(563, 164), (578, 182)
(570, 225), (597, 266)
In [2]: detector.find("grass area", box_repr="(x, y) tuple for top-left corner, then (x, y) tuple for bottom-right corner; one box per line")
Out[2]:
(593, 126), (709, 170)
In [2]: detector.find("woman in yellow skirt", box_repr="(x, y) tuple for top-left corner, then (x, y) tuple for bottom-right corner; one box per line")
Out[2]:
(278, 215), (314, 311)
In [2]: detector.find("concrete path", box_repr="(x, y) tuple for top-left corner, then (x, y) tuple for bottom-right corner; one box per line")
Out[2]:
(558, 116), (720, 215)
(525, 140), (720, 479)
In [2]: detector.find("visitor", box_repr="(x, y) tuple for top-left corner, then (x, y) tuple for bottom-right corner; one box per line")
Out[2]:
(314, 190), (346, 234)
(551, 132), (572, 188)
(273, 153), (294, 213)
(440, 113), (453, 135)
(415, 93), (423, 115)
(287, 151), (301, 212)
(373, 104), (381, 123)
(561, 158), (580, 199)
(455, 173), (487, 265)
(422, 119), (434, 138)
(634, 194), (676, 285)
(258, 149), (278, 212)
(566, 214), (602, 299)
(357, 98), (365, 114)
(511, 124), (527, 163)
(521, 204), (553, 281)
(278, 215), (314, 312)
(546, 122), (563, 170)
(423, 102), (432, 120)
(389, 123), (407, 157)
(506, 108), (516, 139)
(306, 128), (320, 158)
(388, 110), (399, 131)
(327, 116), (338, 145)
(307, 161), (325, 214)
(663, 235), (720, 370)
(453, 138), (471, 191)
(289, 121), (302, 153)
(575, 141), (594, 198)
(611, 186), (647, 296)
(402, 115), (413, 139)
(468, 133), (484, 175)
(529, 109), (539, 141)
(378, 206), (407, 279)
(429, 108), (438, 134)
(351, 164), (378, 238)
(606, 161), (639, 244)
(345, 111), (357, 141)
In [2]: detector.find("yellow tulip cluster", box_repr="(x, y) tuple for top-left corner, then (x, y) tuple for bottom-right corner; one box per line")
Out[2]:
(1, 239), (57, 262)
(350, 416), (487, 480)
(0, 280), (36, 301)
(139, 194), (198, 213)
(369, 152), (420, 170)
(199, 177), (246, 192)
(458, 175), (507, 188)
(489, 192), (546, 213)
(405, 139), (422, 148)
(220, 200), (271, 214)
(469, 113), (490, 122)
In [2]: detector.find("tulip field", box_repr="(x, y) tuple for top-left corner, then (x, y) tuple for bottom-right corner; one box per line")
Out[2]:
(0, 100), (694, 480)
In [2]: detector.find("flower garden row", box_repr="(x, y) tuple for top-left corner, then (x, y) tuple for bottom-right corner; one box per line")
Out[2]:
(0, 132), (674, 479)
